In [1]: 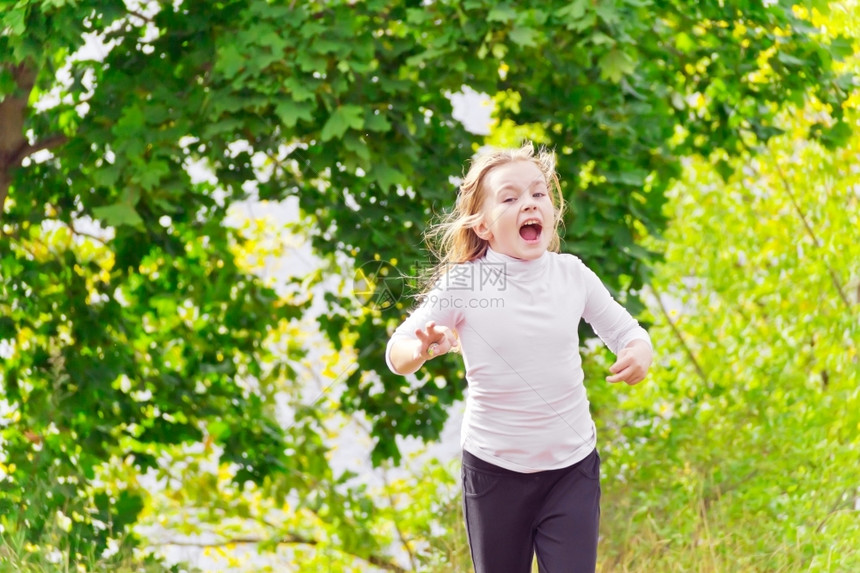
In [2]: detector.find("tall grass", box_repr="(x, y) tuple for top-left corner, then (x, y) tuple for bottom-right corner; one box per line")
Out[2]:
(598, 484), (859, 573)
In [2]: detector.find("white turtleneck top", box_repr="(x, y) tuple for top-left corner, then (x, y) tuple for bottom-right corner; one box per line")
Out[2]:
(385, 247), (651, 473)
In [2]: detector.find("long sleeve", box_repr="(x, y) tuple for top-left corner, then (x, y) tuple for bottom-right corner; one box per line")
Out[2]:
(579, 263), (651, 355)
(384, 285), (463, 374)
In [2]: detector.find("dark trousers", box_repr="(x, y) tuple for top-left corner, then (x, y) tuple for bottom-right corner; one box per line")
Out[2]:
(461, 448), (601, 573)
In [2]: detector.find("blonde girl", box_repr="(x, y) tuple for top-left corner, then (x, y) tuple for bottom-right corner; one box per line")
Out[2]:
(387, 142), (652, 572)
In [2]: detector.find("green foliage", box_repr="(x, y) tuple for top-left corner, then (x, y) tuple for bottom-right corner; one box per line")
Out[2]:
(0, 0), (856, 569)
(0, 484), (190, 572)
(587, 98), (860, 571)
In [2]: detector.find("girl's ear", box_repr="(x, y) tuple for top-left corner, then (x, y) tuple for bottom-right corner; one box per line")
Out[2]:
(473, 216), (492, 241)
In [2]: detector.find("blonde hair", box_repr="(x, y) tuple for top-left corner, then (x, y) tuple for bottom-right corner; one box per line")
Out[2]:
(424, 141), (565, 276)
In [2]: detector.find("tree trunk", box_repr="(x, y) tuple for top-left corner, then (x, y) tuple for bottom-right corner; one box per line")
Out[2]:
(0, 170), (9, 216)
(0, 62), (37, 217)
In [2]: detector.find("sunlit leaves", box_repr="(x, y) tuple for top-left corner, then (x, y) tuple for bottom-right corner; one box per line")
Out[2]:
(592, 100), (860, 570)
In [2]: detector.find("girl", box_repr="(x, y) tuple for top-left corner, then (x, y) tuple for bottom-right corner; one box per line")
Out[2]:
(386, 142), (652, 572)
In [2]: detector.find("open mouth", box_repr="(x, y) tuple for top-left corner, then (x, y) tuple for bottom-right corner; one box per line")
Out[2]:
(519, 220), (543, 243)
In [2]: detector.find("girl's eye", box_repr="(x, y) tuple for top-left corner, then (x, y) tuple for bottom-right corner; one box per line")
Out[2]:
(503, 197), (516, 203)
(533, 192), (546, 198)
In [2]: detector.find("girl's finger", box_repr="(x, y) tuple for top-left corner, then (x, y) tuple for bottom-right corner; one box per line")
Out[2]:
(607, 366), (635, 383)
(449, 333), (461, 353)
(416, 324), (439, 343)
(609, 356), (631, 374)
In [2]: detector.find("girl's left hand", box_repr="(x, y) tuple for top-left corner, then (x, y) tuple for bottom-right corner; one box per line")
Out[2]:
(606, 340), (652, 385)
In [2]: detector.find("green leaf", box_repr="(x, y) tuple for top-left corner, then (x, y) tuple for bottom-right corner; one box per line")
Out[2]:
(312, 37), (346, 56)
(828, 35), (855, 60)
(0, 5), (27, 36)
(509, 26), (538, 48)
(137, 160), (169, 191)
(92, 203), (144, 228)
(370, 164), (406, 191)
(675, 32), (696, 54)
(276, 100), (315, 128)
(343, 134), (371, 162)
(365, 112), (392, 132)
(776, 52), (806, 67)
(406, 8), (431, 24)
(321, 105), (365, 141)
(284, 76), (316, 101)
(610, 168), (649, 186)
(215, 43), (245, 79)
(595, 2), (621, 25)
(0, 316), (15, 338)
(555, 0), (596, 31)
(556, 0), (589, 21)
(599, 50), (635, 83)
(209, 420), (232, 440)
(714, 158), (734, 181)
(113, 104), (145, 138)
(296, 50), (328, 73)
(818, 119), (852, 150)
(487, 4), (517, 23)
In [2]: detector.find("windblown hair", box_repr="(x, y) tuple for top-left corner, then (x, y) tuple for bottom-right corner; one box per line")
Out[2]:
(423, 141), (565, 285)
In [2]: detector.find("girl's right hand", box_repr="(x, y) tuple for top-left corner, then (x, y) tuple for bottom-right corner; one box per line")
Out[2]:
(414, 321), (459, 361)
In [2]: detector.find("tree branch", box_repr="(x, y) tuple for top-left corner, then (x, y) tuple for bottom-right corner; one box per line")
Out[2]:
(646, 284), (710, 385)
(814, 485), (855, 534)
(125, 8), (155, 24)
(155, 534), (409, 572)
(156, 534), (316, 548)
(68, 219), (109, 245)
(8, 134), (68, 168)
(769, 149), (852, 310)
(702, 469), (757, 510)
(0, 133), (68, 217)
(380, 467), (418, 571)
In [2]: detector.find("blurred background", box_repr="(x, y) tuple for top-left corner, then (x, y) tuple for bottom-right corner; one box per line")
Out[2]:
(1, 1), (858, 571)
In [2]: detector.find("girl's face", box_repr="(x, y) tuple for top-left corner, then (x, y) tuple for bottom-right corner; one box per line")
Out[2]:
(474, 160), (555, 261)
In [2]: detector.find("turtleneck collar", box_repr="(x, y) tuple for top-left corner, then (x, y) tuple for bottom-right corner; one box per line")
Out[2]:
(484, 246), (550, 278)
